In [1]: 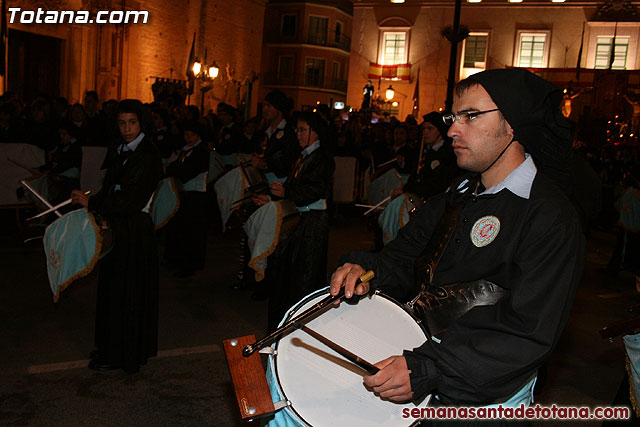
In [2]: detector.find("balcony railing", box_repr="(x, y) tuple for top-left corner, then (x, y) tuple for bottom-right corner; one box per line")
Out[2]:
(262, 72), (347, 93)
(265, 31), (351, 53)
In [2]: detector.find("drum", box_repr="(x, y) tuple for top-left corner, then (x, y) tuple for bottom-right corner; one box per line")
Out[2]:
(150, 177), (180, 230)
(44, 209), (110, 302)
(266, 288), (429, 427)
(244, 200), (300, 282)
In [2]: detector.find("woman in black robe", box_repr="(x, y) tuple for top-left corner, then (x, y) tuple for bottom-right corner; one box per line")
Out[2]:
(72, 100), (162, 373)
(254, 112), (335, 331)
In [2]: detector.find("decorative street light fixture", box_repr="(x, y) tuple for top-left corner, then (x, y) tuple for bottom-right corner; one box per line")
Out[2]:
(191, 55), (219, 113)
(385, 85), (395, 101)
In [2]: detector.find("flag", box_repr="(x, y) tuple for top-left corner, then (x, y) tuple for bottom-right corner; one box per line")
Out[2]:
(576, 22), (584, 81)
(412, 67), (420, 117)
(186, 32), (196, 78)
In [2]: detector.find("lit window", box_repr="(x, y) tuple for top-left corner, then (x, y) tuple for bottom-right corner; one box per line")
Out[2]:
(460, 32), (488, 79)
(514, 31), (550, 68)
(519, 34), (546, 67)
(464, 34), (488, 68)
(595, 36), (629, 69)
(381, 32), (407, 65)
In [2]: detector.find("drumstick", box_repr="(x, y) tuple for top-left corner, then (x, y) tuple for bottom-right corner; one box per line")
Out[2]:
(8, 157), (42, 176)
(243, 270), (375, 357)
(20, 179), (62, 218)
(300, 325), (379, 375)
(376, 157), (398, 169)
(354, 204), (384, 210)
(364, 196), (391, 216)
(27, 191), (91, 221)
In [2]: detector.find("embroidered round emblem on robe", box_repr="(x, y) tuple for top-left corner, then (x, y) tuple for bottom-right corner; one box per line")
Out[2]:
(470, 216), (500, 247)
(276, 130), (284, 139)
(430, 160), (440, 170)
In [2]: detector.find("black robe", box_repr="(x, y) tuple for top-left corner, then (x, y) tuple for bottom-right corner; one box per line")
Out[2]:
(266, 145), (335, 331)
(263, 122), (299, 179)
(88, 136), (162, 373)
(164, 142), (210, 272)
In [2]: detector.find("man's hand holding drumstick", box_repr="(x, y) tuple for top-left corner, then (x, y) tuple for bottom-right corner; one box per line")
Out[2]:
(329, 263), (414, 403)
(329, 262), (370, 298)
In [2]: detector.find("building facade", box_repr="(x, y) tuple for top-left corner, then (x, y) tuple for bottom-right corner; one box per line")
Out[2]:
(4, 0), (266, 115)
(260, 0), (352, 111)
(347, 0), (640, 122)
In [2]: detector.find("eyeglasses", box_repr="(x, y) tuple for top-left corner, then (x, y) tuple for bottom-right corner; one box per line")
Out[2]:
(295, 127), (310, 133)
(442, 108), (499, 126)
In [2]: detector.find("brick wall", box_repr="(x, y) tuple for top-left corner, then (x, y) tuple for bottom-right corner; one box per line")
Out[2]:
(126, 0), (266, 115)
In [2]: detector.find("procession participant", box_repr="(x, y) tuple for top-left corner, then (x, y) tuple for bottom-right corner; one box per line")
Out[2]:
(253, 111), (335, 332)
(400, 112), (460, 200)
(329, 69), (586, 413)
(164, 121), (210, 278)
(391, 124), (419, 175)
(215, 103), (243, 155)
(71, 99), (162, 374)
(39, 121), (83, 206)
(251, 90), (299, 180)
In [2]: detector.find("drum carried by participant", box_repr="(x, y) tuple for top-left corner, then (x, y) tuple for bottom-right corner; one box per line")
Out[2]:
(223, 270), (434, 426)
(43, 208), (113, 302)
(377, 192), (426, 245)
(243, 199), (299, 282)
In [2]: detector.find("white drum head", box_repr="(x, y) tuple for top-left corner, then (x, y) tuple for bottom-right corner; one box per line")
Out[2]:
(273, 291), (428, 427)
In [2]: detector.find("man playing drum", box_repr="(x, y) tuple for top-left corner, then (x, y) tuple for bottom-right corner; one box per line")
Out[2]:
(330, 69), (586, 414)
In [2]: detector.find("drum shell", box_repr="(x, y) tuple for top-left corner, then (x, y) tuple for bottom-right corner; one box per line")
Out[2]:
(266, 288), (430, 427)
(277, 199), (300, 242)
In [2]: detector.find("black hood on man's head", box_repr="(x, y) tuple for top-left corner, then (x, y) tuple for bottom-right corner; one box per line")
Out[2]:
(468, 68), (574, 190)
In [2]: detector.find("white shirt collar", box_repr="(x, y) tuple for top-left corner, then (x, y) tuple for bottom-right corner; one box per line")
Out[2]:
(120, 131), (145, 153)
(430, 139), (444, 151)
(301, 140), (320, 158)
(266, 119), (287, 138)
(182, 138), (202, 151)
(481, 153), (537, 199)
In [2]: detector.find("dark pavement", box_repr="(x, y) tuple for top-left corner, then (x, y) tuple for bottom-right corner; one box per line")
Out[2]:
(0, 206), (636, 426)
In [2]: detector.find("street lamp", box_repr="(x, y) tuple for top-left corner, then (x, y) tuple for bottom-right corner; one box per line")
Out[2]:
(191, 57), (219, 113)
(385, 85), (395, 101)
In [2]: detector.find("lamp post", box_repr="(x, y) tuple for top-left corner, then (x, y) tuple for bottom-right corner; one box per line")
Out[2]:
(191, 57), (219, 113)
